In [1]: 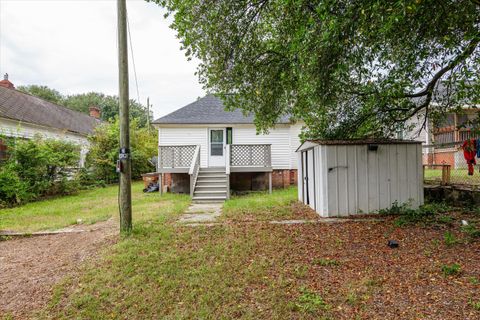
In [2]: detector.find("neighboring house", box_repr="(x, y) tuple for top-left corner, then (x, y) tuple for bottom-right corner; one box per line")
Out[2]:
(405, 108), (479, 169)
(152, 94), (303, 202)
(0, 74), (100, 166)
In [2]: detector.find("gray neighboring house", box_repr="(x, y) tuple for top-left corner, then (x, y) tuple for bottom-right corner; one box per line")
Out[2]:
(153, 94), (303, 202)
(0, 74), (100, 166)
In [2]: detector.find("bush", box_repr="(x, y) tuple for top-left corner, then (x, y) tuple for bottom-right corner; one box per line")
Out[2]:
(86, 119), (156, 183)
(0, 136), (81, 206)
(0, 163), (30, 207)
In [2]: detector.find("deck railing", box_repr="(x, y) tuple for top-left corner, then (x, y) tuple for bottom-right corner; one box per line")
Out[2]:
(189, 146), (201, 197)
(158, 145), (197, 169)
(229, 144), (272, 167)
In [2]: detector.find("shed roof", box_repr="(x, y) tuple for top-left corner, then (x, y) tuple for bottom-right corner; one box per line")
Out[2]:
(296, 138), (421, 152)
(0, 86), (98, 136)
(153, 94), (291, 125)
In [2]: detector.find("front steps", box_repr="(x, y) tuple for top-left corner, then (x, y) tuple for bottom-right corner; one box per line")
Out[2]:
(192, 168), (228, 203)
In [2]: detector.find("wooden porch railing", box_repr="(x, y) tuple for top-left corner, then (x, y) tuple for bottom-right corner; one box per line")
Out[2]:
(229, 144), (272, 167)
(158, 145), (197, 169)
(189, 146), (201, 197)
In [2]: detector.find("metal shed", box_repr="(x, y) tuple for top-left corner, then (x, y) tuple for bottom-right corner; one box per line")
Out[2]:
(296, 139), (424, 217)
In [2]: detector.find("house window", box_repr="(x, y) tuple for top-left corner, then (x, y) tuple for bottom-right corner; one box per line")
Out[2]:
(226, 127), (233, 144)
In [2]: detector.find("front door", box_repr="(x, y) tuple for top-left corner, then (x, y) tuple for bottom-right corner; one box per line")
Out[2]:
(208, 128), (226, 167)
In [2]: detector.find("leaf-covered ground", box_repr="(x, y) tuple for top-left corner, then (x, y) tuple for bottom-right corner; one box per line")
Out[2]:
(35, 190), (480, 320)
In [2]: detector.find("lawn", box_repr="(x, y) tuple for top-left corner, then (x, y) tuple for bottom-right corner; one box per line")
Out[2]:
(32, 189), (480, 319)
(0, 182), (189, 233)
(425, 168), (480, 186)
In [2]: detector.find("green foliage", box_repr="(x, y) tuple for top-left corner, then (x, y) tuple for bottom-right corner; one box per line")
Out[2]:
(380, 201), (452, 226)
(294, 287), (330, 313)
(157, 0), (480, 138)
(462, 224), (480, 239)
(0, 163), (29, 206)
(0, 136), (80, 207)
(313, 258), (340, 267)
(86, 119), (157, 183)
(17, 85), (152, 128)
(441, 263), (462, 277)
(62, 92), (152, 128)
(17, 85), (63, 104)
(443, 231), (459, 246)
(469, 299), (480, 311)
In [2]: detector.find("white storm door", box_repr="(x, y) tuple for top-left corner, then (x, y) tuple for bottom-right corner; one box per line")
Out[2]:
(208, 128), (226, 167)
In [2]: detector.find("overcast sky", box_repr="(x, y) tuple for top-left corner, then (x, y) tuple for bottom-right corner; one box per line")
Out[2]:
(0, 0), (205, 119)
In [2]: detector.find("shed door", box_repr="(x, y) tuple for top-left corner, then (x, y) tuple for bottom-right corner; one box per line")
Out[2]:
(302, 149), (315, 210)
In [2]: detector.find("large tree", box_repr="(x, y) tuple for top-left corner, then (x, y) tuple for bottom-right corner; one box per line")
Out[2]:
(17, 86), (152, 128)
(17, 85), (63, 105)
(156, 0), (480, 138)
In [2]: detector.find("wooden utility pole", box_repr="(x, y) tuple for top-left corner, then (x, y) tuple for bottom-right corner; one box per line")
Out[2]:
(117, 0), (132, 233)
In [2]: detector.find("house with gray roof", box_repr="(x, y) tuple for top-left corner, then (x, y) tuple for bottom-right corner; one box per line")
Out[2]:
(0, 74), (100, 166)
(153, 94), (303, 202)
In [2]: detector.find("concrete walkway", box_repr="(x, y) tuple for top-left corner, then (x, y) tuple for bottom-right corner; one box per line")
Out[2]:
(177, 202), (223, 226)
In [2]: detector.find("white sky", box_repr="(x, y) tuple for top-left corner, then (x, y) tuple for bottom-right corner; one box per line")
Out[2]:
(0, 0), (205, 119)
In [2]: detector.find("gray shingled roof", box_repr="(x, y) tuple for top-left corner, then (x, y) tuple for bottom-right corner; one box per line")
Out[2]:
(0, 86), (98, 136)
(153, 94), (291, 124)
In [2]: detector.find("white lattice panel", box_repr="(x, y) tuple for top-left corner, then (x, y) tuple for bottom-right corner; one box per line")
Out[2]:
(159, 145), (196, 168)
(230, 144), (271, 167)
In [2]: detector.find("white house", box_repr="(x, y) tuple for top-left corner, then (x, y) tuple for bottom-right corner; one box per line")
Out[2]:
(153, 94), (303, 202)
(0, 74), (99, 166)
(297, 139), (424, 217)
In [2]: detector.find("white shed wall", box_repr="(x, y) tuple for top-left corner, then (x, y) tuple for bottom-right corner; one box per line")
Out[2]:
(301, 143), (424, 217)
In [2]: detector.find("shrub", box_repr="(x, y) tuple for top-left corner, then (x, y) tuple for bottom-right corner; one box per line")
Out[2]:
(0, 163), (30, 207)
(441, 263), (462, 276)
(0, 136), (80, 206)
(86, 119), (156, 183)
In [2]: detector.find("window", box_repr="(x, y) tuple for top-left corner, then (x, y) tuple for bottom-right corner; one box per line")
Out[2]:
(226, 127), (233, 144)
(210, 130), (224, 156)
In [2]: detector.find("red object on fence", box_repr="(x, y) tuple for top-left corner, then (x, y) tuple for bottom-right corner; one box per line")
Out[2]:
(462, 139), (476, 175)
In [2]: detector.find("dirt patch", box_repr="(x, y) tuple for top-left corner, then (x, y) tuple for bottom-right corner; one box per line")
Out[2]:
(0, 219), (118, 319)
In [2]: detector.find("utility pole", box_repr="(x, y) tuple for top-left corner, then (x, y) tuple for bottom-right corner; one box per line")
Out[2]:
(147, 97), (151, 133)
(117, 0), (132, 233)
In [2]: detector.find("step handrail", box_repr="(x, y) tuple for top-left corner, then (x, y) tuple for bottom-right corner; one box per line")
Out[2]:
(189, 145), (201, 197)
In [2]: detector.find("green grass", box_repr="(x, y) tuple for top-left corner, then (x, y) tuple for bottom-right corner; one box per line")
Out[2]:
(222, 187), (311, 221)
(0, 182), (187, 233)
(424, 168), (480, 185)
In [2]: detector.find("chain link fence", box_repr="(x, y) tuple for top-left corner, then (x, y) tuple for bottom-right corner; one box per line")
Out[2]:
(423, 142), (480, 187)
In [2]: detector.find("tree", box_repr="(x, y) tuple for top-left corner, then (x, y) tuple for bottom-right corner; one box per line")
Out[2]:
(86, 119), (157, 183)
(157, 0), (480, 138)
(16, 85), (153, 128)
(17, 85), (63, 105)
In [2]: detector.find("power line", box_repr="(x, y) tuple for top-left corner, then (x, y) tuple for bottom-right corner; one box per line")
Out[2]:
(126, 9), (141, 104)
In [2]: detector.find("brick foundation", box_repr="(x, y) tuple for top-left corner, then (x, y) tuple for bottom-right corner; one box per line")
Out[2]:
(160, 173), (190, 194)
(161, 169), (298, 194)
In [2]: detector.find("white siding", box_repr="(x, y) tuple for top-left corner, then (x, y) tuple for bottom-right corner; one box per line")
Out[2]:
(301, 143), (424, 217)
(158, 123), (303, 169)
(289, 123), (303, 169)
(233, 125), (292, 169)
(158, 127), (208, 167)
(0, 117), (90, 166)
